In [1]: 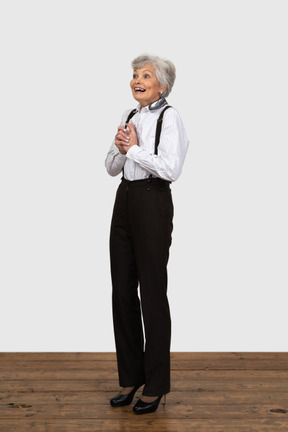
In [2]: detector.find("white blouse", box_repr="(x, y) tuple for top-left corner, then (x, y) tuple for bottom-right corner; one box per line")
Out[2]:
(105, 102), (189, 182)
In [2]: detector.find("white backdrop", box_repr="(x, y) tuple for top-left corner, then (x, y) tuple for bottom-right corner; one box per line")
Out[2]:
(1, 0), (287, 351)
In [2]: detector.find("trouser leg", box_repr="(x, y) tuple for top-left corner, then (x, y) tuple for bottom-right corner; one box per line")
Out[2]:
(129, 180), (173, 396)
(109, 184), (145, 387)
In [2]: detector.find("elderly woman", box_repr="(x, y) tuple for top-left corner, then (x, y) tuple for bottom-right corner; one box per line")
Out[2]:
(105, 54), (189, 415)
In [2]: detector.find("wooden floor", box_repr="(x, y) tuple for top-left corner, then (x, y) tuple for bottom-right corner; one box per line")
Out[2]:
(0, 352), (288, 431)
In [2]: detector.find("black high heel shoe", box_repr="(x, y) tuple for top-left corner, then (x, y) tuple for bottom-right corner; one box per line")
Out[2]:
(110, 384), (143, 407)
(133, 394), (166, 415)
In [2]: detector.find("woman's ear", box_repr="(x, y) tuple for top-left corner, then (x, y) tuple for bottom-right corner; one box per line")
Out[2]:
(160, 84), (168, 95)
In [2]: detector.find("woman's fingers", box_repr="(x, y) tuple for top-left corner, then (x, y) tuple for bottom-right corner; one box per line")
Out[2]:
(114, 123), (137, 154)
(126, 123), (137, 146)
(116, 126), (130, 145)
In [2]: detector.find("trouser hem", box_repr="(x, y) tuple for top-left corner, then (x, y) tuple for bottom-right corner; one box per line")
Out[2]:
(142, 388), (170, 397)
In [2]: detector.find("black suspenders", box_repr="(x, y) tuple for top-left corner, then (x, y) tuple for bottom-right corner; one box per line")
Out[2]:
(125, 108), (138, 125)
(125, 105), (172, 155)
(123, 105), (172, 181)
(153, 105), (171, 155)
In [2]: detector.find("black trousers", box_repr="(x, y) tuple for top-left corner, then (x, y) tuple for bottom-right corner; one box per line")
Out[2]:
(109, 177), (174, 397)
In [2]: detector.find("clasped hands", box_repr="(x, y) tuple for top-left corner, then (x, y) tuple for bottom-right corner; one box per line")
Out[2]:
(115, 123), (138, 155)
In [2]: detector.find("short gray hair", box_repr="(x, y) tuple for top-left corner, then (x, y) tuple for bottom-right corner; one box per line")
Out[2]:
(131, 54), (176, 98)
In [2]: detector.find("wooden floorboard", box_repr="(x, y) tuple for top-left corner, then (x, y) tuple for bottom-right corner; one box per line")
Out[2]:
(0, 353), (287, 431)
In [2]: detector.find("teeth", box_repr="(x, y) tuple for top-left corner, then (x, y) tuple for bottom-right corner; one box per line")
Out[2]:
(135, 87), (145, 92)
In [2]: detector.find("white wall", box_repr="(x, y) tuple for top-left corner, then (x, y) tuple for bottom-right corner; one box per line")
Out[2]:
(0, 0), (287, 351)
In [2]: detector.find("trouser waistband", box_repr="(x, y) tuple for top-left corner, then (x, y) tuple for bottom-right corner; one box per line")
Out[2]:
(121, 177), (171, 188)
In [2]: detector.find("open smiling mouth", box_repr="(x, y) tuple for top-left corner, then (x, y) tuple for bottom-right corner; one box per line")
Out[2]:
(134, 87), (146, 93)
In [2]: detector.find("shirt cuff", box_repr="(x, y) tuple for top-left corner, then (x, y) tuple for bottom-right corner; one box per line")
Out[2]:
(126, 145), (142, 159)
(117, 152), (127, 160)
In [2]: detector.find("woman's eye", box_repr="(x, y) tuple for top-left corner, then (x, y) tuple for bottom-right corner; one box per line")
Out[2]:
(133, 74), (138, 79)
(144, 74), (150, 78)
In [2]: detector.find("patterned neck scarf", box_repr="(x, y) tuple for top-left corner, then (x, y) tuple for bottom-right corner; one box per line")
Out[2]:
(148, 97), (168, 111)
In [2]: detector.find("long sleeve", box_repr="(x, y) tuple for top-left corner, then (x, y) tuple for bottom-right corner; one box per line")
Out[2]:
(105, 142), (126, 177)
(105, 109), (131, 177)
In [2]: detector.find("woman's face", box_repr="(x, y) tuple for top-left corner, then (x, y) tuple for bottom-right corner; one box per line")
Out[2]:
(130, 64), (166, 107)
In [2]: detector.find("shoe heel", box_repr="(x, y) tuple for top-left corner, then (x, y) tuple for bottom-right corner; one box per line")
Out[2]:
(162, 394), (166, 405)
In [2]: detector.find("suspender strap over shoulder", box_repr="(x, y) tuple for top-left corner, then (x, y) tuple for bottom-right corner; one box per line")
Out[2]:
(154, 105), (171, 155)
(125, 109), (138, 126)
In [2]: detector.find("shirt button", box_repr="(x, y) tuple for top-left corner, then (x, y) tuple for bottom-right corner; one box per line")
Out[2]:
(147, 187), (151, 191)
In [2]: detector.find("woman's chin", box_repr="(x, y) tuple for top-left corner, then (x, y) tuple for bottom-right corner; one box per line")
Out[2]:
(133, 94), (147, 105)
